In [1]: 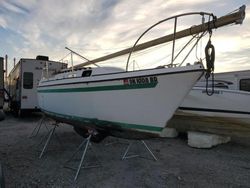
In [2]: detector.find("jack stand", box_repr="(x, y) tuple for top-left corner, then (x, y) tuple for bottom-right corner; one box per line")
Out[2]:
(38, 122), (62, 159)
(122, 140), (157, 161)
(64, 134), (101, 181)
(29, 114), (49, 138)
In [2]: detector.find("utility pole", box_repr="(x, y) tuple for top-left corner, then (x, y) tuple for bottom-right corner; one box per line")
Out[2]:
(5, 55), (8, 81)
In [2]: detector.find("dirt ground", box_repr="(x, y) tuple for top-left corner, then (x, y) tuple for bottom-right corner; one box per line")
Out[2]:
(0, 112), (250, 188)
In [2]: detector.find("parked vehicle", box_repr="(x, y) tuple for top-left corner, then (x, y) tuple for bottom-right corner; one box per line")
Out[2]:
(7, 56), (67, 116)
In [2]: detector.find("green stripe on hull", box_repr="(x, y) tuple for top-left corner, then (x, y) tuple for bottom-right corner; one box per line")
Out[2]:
(38, 82), (157, 93)
(43, 110), (163, 132)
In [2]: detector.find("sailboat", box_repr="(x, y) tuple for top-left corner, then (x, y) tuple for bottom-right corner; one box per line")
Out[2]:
(37, 5), (245, 141)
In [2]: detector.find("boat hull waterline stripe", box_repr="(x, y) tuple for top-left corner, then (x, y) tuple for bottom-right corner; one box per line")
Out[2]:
(42, 110), (163, 132)
(179, 107), (250, 115)
(38, 82), (157, 93)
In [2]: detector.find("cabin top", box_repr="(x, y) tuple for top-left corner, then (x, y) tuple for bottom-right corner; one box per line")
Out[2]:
(196, 69), (250, 92)
(46, 66), (125, 81)
(216, 70), (250, 77)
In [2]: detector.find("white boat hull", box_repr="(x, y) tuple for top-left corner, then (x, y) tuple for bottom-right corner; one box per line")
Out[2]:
(180, 87), (250, 122)
(38, 65), (203, 139)
(167, 77), (250, 138)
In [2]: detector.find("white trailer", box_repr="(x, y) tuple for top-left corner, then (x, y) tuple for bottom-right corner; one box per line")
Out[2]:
(8, 56), (67, 116)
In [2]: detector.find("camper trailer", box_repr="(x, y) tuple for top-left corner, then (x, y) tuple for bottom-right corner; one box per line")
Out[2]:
(8, 56), (67, 116)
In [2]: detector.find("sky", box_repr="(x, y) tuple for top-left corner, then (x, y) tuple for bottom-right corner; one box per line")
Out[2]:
(0, 0), (249, 73)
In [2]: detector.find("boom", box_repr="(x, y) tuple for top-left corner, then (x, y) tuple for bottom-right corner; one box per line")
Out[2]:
(75, 5), (245, 68)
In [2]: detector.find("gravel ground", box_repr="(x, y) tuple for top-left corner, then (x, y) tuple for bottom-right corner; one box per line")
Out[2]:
(0, 112), (250, 188)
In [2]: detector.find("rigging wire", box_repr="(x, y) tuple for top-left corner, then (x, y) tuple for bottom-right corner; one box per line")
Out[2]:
(58, 52), (71, 62)
(138, 34), (200, 69)
(125, 12), (215, 71)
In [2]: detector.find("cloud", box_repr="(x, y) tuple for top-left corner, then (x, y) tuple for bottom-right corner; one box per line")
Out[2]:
(0, 17), (7, 28)
(0, 1), (29, 14)
(1, 0), (249, 73)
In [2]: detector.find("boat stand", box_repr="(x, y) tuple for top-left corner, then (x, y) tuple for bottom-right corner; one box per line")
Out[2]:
(64, 134), (101, 181)
(122, 140), (157, 161)
(29, 114), (49, 138)
(38, 122), (63, 159)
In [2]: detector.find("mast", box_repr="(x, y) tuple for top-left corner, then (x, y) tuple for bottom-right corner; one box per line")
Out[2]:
(75, 5), (245, 68)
